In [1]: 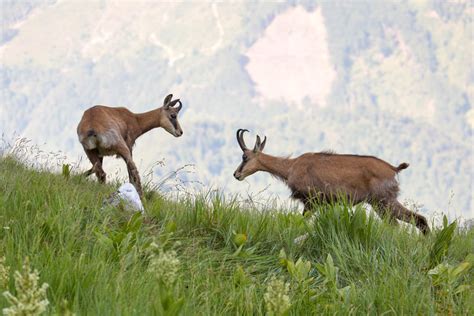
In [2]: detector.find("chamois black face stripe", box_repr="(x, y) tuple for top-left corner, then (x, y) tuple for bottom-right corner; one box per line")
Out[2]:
(237, 161), (246, 173)
(170, 117), (178, 130)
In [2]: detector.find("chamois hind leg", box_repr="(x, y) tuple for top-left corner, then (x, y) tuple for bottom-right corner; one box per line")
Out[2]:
(114, 143), (143, 197)
(84, 149), (106, 183)
(384, 199), (430, 235)
(370, 201), (399, 226)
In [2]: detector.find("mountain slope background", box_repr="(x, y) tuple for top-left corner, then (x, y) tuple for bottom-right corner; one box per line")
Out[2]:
(0, 0), (472, 217)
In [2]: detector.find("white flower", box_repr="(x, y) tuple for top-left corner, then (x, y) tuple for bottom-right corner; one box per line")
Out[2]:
(2, 258), (49, 316)
(148, 250), (180, 285)
(264, 276), (291, 316)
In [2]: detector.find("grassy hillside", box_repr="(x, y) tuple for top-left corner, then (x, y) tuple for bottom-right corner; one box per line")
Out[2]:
(0, 157), (473, 315)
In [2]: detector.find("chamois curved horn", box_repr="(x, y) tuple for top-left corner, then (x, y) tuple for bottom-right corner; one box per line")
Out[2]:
(166, 99), (180, 109)
(176, 100), (182, 111)
(236, 129), (249, 151)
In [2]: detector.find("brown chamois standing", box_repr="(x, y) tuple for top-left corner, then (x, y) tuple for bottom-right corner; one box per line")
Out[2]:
(233, 129), (430, 234)
(77, 94), (183, 197)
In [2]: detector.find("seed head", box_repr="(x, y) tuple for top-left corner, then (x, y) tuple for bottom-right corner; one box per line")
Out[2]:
(0, 257), (9, 288)
(2, 258), (49, 316)
(264, 276), (291, 316)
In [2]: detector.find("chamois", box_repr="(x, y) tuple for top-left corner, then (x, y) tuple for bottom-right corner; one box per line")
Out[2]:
(77, 94), (183, 196)
(233, 129), (430, 234)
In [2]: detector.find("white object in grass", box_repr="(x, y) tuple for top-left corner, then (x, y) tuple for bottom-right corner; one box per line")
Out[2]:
(106, 183), (144, 213)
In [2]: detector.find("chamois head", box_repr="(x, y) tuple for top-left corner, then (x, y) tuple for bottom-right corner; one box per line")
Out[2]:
(233, 129), (266, 181)
(160, 94), (183, 137)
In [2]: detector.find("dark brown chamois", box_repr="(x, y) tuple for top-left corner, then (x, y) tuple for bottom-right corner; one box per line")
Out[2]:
(77, 94), (183, 196)
(233, 129), (430, 234)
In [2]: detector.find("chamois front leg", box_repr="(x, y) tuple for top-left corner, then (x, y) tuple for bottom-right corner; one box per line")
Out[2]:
(115, 143), (143, 197)
(302, 200), (313, 216)
(84, 149), (106, 183)
(126, 160), (143, 197)
(301, 194), (322, 217)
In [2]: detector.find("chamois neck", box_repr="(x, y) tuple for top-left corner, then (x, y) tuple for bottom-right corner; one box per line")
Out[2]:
(135, 108), (162, 136)
(258, 153), (294, 181)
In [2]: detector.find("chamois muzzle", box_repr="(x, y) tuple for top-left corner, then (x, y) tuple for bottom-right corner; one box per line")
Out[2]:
(233, 170), (243, 181)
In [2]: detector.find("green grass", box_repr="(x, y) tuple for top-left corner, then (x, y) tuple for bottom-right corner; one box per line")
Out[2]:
(0, 156), (473, 315)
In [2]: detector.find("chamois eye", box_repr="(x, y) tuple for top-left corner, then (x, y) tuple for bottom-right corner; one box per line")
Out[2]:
(171, 114), (177, 119)
(242, 154), (247, 161)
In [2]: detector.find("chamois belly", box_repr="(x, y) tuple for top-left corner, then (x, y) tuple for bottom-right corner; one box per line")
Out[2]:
(288, 175), (372, 204)
(97, 146), (118, 157)
(79, 130), (121, 157)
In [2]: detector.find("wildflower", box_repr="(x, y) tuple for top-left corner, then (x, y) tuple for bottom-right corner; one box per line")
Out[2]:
(0, 257), (9, 288)
(233, 233), (247, 247)
(148, 250), (180, 285)
(264, 276), (291, 316)
(2, 258), (49, 316)
(58, 299), (75, 316)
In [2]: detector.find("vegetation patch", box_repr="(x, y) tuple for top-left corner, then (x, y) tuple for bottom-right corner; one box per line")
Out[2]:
(0, 157), (472, 315)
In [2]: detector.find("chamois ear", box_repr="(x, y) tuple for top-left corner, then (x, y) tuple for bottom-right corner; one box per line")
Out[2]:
(260, 136), (267, 151)
(163, 94), (173, 106)
(254, 135), (266, 152)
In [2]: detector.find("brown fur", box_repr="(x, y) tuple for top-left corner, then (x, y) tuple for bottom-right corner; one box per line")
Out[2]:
(77, 94), (183, 196)
(233, 129), (430, 234)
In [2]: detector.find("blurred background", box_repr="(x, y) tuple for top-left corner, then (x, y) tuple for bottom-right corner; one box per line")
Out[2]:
(0, 0), (472, 218)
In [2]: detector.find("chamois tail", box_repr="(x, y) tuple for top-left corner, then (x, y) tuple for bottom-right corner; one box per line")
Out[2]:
(395, 162), (409, 172)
